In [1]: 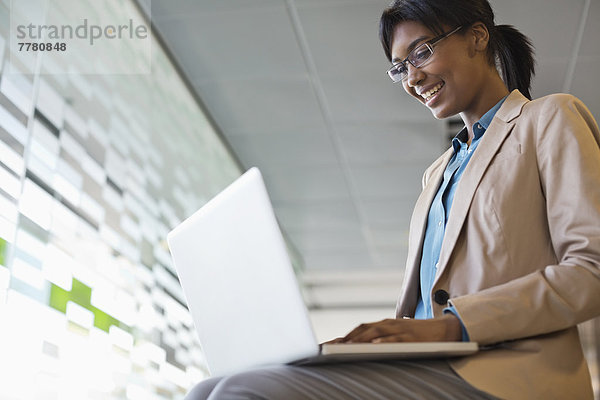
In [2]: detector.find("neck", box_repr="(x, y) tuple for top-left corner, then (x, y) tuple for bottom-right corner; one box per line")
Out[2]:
(460, 72), (510, 142)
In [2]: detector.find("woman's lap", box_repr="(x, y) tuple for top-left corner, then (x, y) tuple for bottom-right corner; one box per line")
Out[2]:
(184, 360), (498, 400)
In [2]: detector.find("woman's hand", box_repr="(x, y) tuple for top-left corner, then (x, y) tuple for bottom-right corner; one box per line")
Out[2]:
(329, 314), (462, 344)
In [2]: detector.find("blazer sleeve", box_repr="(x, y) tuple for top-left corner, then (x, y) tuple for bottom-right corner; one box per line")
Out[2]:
(448, 95), (600, 345)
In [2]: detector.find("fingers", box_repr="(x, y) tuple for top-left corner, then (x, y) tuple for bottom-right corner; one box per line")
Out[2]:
(338, 317), (453, 344)
(341, 322), (380, 342)
(341, 319), (399, 343)
(343, 321), (378, 339)
(321, 337), (345, 345)
(372, 334), (408, 343)
(350, 325), (387, 343)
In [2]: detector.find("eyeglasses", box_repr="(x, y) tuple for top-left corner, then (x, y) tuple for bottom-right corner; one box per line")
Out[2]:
(386, 26), (462, 83)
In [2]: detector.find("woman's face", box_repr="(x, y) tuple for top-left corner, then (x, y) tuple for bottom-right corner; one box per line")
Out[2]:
(390, 21), (488, 120)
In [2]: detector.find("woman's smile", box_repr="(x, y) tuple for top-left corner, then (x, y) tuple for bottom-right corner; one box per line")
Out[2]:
(419, 81), (445, 105)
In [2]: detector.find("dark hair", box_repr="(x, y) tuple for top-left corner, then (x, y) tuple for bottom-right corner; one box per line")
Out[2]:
(379, 0), (535, 99)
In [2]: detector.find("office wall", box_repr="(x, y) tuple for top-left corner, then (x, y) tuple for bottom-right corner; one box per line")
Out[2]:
(0, 1), (241, 399)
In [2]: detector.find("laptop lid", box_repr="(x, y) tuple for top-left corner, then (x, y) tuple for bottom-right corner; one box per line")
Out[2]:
(167, 167), (318, 376)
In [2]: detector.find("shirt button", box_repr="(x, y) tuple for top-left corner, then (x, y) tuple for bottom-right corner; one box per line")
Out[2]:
(438, 221), (442, 227)
(477, 123), (482, 129)
(435, 262), (439, 269)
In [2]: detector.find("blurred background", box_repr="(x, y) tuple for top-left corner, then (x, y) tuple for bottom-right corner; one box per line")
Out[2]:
(0, 0), (597, 398)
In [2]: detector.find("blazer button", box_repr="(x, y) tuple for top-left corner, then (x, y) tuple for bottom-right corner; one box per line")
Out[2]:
(434, 290), (450, 305)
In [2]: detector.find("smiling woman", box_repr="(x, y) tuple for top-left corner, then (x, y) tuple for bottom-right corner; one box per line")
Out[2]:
(185, 1), (600, 399)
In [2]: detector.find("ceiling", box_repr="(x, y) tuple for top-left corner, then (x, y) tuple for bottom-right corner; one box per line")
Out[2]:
(135, 0), (598, 309)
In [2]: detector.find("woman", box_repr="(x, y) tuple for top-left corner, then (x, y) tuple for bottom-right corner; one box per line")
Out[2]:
(187, 0), (600, 398)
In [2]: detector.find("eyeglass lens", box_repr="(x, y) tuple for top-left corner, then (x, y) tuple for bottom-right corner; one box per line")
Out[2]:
(387, 44), (433, 82)
(386, 26), (461, 83)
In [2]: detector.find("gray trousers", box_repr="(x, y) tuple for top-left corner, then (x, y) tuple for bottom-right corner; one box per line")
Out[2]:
(184, 360), (499, 400)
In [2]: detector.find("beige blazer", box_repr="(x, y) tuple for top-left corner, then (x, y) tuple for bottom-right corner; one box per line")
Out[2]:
(396, 90), (600, 399)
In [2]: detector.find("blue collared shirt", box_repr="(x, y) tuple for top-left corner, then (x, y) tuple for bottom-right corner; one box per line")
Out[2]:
(414, 96), (508, 338)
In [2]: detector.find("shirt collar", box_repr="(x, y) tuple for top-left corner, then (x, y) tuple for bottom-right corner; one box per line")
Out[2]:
(452, 94), (509, 151)
(479, 94), (508, 130)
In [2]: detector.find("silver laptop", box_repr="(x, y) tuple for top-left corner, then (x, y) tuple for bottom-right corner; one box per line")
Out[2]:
(167, 167), (477, 377)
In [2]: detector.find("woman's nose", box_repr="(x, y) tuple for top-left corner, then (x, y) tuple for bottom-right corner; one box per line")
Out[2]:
(405, 63), (425, 87)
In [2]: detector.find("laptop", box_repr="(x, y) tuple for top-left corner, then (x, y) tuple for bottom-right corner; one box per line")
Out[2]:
(167, 167), (478, 376)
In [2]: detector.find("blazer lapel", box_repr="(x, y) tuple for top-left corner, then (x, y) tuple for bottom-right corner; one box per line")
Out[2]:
(397, 148), (453, 316)
(434, 90), (529, 282)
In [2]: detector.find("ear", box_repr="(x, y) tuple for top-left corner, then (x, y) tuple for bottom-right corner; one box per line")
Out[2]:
(470, 22), (490, 52)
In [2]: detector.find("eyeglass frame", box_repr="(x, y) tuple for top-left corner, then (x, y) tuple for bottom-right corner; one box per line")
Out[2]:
(386, 25), (463, 83)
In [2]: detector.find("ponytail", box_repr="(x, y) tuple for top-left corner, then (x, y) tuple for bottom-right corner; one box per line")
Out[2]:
(492, 25), (535, 100)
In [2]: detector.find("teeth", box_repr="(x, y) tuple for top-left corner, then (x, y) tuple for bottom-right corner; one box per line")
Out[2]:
(421, 83), (444, 100)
